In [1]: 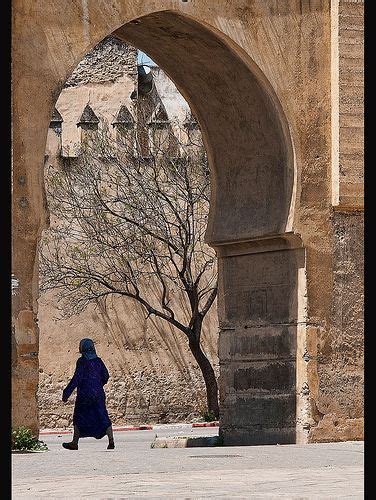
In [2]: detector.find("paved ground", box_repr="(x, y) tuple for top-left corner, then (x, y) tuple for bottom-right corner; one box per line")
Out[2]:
(12, 424), (364, 499)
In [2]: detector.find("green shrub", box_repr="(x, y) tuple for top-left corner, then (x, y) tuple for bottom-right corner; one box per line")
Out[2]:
(12, 427), (48, 451)
(201, 410), (217, 422)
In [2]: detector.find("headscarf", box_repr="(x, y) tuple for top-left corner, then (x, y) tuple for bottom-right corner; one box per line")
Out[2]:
(79, 338), (98, 360)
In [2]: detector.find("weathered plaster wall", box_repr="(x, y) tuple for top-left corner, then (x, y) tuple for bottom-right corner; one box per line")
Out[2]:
(332, 0), (364, 208)
(150, 66), (190, 123)
(38, 37), (218, 428)
(55, 36), (137, 157)
(38, 292), (218, 427)
(309, 209), (364, 442)
(56, 78), (138, 157)
(308, 0), (364, 442)
(65, 36), (137, 88)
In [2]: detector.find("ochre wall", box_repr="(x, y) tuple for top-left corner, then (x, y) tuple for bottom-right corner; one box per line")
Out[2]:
(38, 292), (218, 428)
(39, 37), (219, 428)
(12, 0), (363, 444)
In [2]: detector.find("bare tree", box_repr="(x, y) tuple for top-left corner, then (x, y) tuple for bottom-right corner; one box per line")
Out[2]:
(40, 118), (219, 418)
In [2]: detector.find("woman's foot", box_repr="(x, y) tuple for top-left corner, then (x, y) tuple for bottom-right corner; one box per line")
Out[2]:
(62, 442), (78, 450)
(107, 441), (115, 450)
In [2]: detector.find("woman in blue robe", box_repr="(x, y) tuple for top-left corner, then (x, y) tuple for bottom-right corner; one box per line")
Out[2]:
(62, 338), (115, 450)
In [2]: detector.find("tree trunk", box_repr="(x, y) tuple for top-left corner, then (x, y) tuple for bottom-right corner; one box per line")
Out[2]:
(189, 337), (219, 419)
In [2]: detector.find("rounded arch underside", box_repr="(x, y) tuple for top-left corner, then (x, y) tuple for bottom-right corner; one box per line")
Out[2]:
(113, 10), (294, 245)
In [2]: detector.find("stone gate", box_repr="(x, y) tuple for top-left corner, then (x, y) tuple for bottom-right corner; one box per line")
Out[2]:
(12, 0), (363, 445)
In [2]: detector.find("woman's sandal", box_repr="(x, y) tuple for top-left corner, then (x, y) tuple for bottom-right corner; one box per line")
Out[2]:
(107, 441), (115, 449)
(62, 442), (78, 450)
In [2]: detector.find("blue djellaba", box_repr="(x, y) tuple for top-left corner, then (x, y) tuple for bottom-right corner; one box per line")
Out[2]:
(62, 338), (115, 450)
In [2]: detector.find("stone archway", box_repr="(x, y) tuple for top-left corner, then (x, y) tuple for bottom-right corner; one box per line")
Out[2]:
(114, 12), (295, 243)
(12, 1), (363, 445)
(113, 11), (298, 446)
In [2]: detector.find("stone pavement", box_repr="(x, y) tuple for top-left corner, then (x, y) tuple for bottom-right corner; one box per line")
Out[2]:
(12, 424), (364, 498)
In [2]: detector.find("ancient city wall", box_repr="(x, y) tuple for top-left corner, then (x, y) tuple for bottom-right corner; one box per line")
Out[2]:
(38, 292), (218, 427)
(308, 0), (364, 442)
(38, 37), (218, 428)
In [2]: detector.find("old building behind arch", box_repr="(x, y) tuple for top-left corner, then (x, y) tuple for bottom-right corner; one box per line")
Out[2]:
(39, 36), (217, 428)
